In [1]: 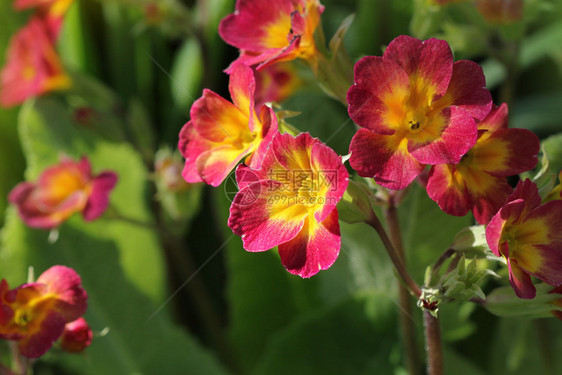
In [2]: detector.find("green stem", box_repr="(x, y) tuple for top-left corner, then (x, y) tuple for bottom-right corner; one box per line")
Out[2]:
(366, 214), (421, 298)
(423, 311), (444, 375)
(384, 205), (422, 375)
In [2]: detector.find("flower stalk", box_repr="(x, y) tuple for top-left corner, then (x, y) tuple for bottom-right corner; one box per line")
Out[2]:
(424, 310), (444, 375)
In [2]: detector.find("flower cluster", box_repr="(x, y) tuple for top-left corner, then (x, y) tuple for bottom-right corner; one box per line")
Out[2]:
(9, 157), (118, 229)
(178, 0), (558, 306)
(0, 266), (89, 358)
(0, 0), (73, 107)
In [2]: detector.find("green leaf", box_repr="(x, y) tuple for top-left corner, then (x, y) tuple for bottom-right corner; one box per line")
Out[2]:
(252, 292), (399, 375)
(170, 38), (203, 109)
(451, 225), (489, 254)
(541, 132), (562, 174)
(484, 284), (559, 319)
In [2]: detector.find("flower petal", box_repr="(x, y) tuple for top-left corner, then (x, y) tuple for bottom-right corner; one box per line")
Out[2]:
(83, 171), (118, 221)
(349, 128), (424, 190)
(508, 258), (536, 299)
(17, 309), (67, 358)
(196, 144), (251, 187)
(278, 209), (340, 278)
(434, 60), (492, 120)
(190, 89), (250, 143)
(228, 180), (308, 251)
(384, 36), (453, 97)
(347, 56), (409, 134)
(228, 63), (256, 119)
(310, 141), (348, 222)
(426, 164), (471, 217)
(36, 266), (87, 322)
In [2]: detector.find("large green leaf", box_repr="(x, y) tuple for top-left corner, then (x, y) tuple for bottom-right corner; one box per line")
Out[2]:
(0, 96), (229, 373)
(17, 97), (164, 302)
(1, 209), (229, 375)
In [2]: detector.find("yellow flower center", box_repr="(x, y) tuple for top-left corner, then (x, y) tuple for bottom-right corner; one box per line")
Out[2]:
(14, 308), (33, 328)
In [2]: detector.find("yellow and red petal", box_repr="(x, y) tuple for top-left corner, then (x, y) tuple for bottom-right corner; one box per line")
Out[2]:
(469, 175), (513, 224)
(310, 141), (348, 222)
(277, 209), (340, 278)
(189, 89), (250, 143)
(196, 144), (252, 187)
(228, 63), (256, 119)
(508, 258), (536, 299)
(486, 197), (525, 258)
(219, 0), (294, 52)
(8, 181), (86, 229)
(349, 128), (425, 190)
(246, 105), (279, 169)
(383, 36), (453, 97)
(228, 180), (308, 251)
(271, 132), (316, 171)
(409, 106), (477, 165)
(17, 309), (67, 358)
(347, 56), (409, 135)
(519, 201), (562, 285)
(427, 164), (471, 217)
(434, 60), (492, 121)
(472, 128), (539, 177)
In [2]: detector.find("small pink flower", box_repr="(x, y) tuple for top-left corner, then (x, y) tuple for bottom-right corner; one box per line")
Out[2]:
(486, 180), (562, 299)
(59, 317), (92, 353)
(0, 17), (70, 107)
(228, 132), (348, 278)
(347, 35), (492, 190)
(178, 63), (278, 187)
(0, 266), (88, 358)
(426, 104), (539, 224)
(219, 0), (324, 72)
(9, 156), (118, 229)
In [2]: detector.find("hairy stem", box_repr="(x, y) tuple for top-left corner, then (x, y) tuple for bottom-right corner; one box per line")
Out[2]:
(384, 205), (422, 375)
(424, 311), (444, 375)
